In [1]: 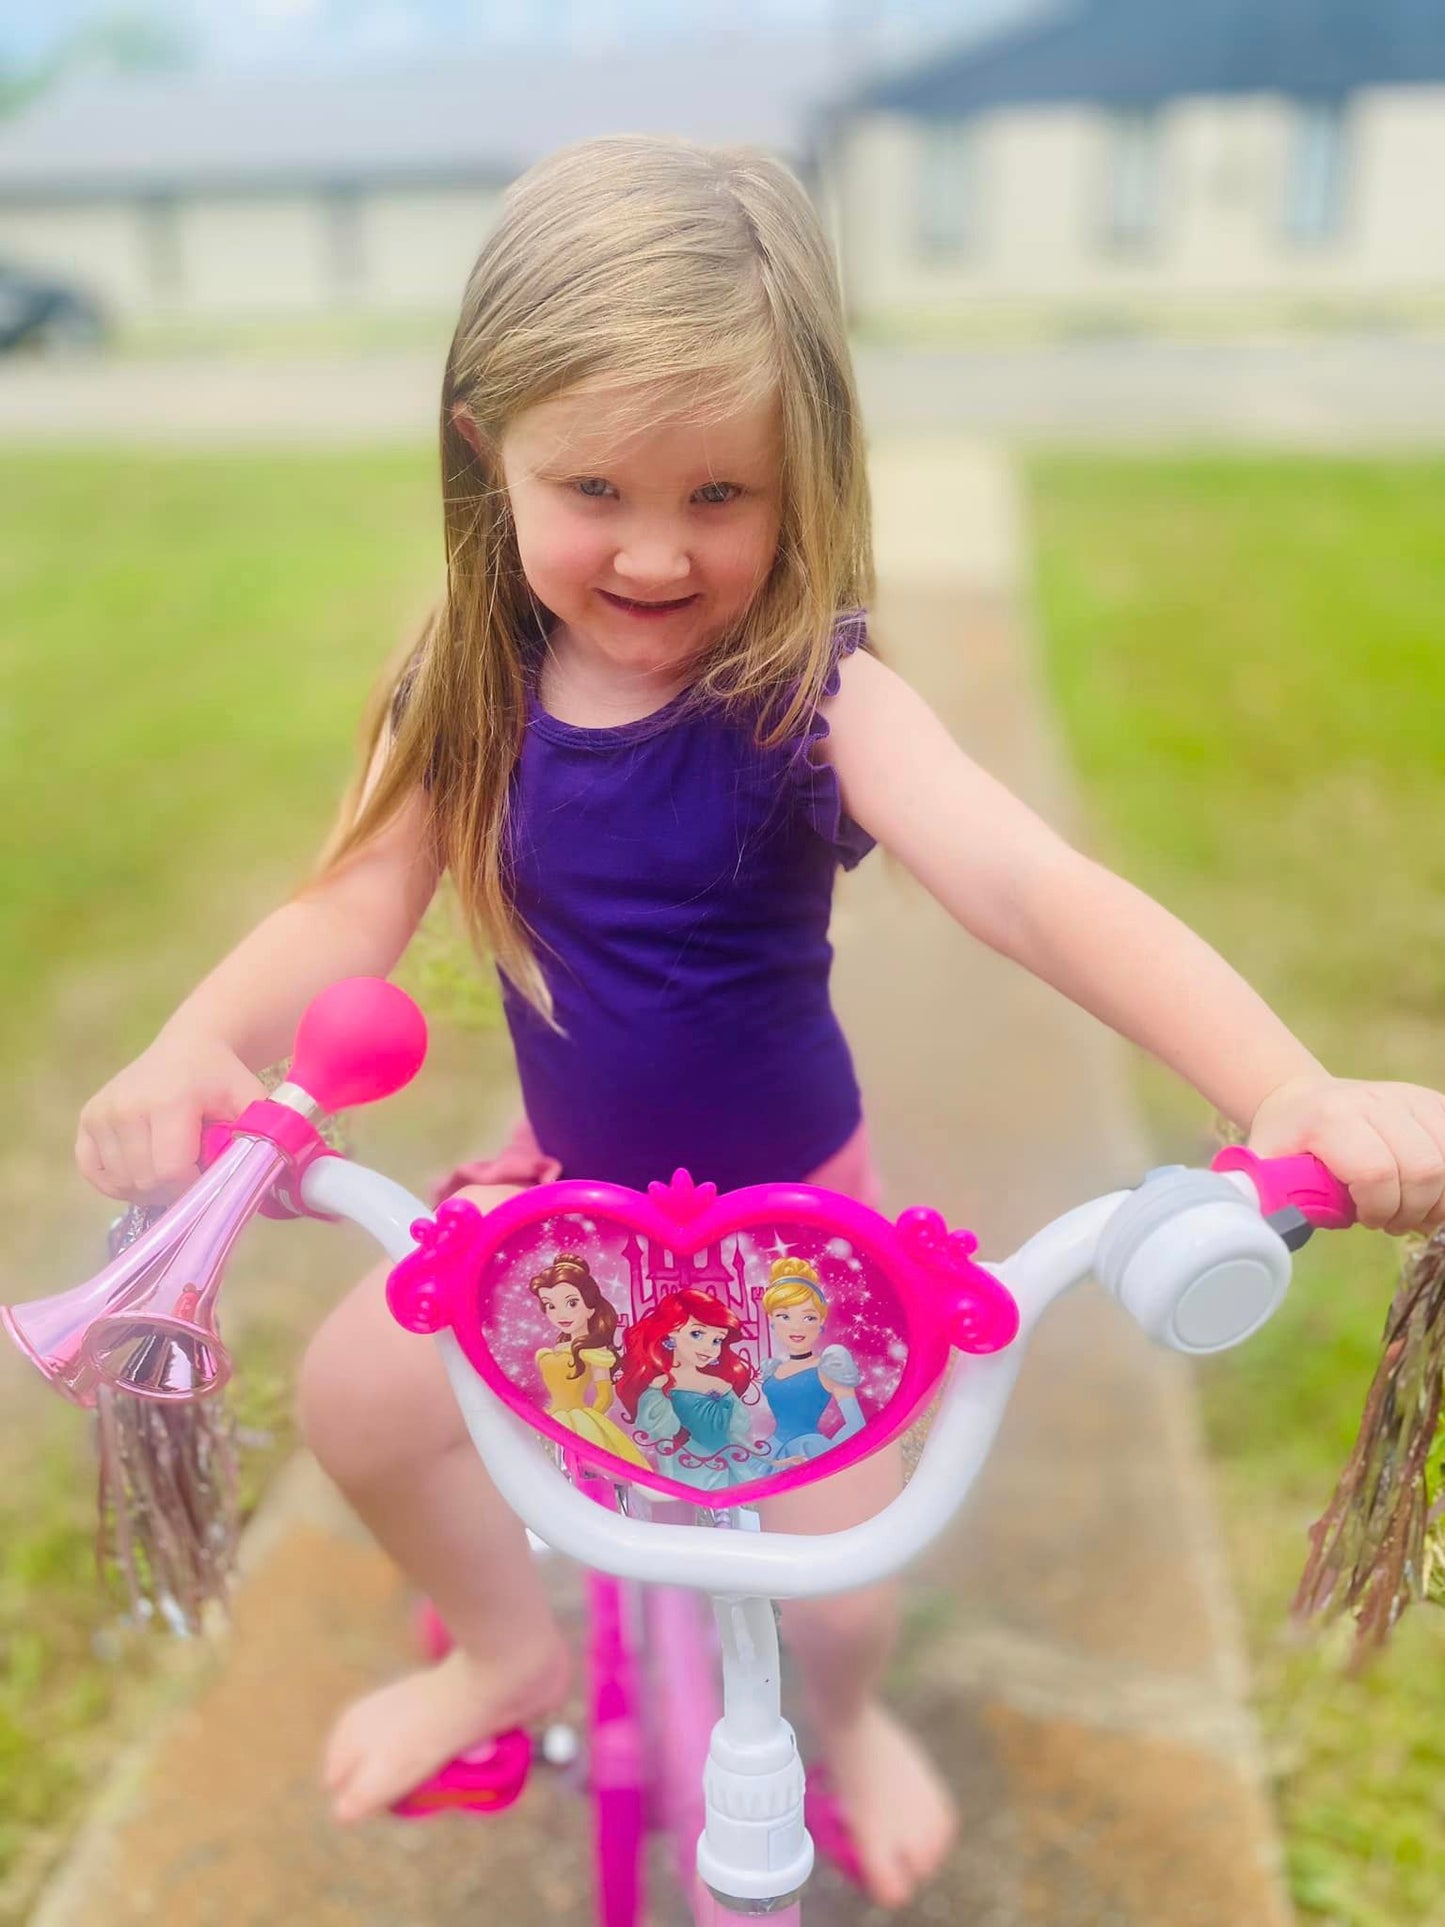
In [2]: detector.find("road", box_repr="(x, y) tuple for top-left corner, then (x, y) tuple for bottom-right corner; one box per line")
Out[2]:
(3, 332), (1445, 446)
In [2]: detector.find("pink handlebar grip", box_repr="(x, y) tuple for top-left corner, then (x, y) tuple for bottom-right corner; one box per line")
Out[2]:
(289, 978), (428, 1113)
(1211, 1146), (1357, 1230)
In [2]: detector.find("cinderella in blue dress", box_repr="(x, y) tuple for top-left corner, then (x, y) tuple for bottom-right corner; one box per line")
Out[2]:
(760, 1346), (865, 1464)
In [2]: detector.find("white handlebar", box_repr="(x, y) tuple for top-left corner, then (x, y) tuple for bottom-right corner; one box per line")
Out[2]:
(301, 1159), (1147, 1596)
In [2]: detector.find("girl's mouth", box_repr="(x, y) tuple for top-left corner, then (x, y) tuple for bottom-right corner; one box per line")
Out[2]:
(598, 590), (700, 620)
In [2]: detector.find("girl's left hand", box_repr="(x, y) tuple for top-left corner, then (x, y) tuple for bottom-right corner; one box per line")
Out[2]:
(1249, 1075), (1445, 1234)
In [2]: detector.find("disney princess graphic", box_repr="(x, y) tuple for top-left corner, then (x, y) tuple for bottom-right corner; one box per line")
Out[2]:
(759, 1259), (865, 1467)
(614, 1288), (768, 1493)
(529, 1252), (649, 1469)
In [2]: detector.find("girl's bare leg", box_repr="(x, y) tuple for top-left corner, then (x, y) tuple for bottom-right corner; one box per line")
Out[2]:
(298, 1184), (571, 1822)
(762, 1444), (956, 1910)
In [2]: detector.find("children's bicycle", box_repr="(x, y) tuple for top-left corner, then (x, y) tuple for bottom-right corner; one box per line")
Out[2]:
(4, 980), (1357, 1925)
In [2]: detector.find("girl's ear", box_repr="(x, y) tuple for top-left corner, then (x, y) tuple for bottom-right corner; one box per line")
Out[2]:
(450, 403), (486, 459)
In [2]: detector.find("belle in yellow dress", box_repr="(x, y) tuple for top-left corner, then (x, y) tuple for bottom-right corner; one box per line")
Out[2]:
(530, 1252), (649, 1470)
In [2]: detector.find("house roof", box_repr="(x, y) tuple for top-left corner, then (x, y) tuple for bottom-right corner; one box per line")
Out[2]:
(858, 0), (1445, 116)
(0, 39), (841, 200)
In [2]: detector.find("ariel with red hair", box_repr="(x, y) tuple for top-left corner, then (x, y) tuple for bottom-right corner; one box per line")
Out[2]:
(616, 1289), (765, 1493)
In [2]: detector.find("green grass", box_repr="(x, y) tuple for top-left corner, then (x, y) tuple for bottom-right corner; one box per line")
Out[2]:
(0, 448), (445, 1065)
(0, 450), (509, 1921)
(1028, 453), (1445, 1926)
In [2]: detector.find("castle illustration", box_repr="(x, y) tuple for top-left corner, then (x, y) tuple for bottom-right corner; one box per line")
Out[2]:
(618, 1231), (761, 1348)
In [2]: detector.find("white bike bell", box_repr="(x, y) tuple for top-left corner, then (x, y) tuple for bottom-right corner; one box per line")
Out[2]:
(1094, 1168), (1292, 1354)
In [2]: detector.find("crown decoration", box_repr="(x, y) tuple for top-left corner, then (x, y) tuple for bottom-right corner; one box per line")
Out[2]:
(387, 1197), (490, 1335)
(895, 1206), (1017, 1355)
(645, 1168), (719, 1227)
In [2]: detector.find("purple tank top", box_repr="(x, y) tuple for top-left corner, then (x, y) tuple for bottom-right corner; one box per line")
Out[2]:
(501, 613), (875, 1192)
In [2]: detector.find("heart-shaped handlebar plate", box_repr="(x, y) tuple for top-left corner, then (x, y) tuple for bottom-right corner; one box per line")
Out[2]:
(387, 1169), (1018, 1509)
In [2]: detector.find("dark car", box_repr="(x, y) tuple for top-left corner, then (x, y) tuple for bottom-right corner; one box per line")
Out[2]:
(0, 259), (107, 353)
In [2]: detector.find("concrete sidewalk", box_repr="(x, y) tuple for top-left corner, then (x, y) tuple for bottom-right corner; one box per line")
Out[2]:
(32, 441), (1291, 1927)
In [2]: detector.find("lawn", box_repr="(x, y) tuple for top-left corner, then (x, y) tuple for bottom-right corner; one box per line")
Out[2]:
(0, 449), (508, 1921)
(1028, 453), (1445, 1926)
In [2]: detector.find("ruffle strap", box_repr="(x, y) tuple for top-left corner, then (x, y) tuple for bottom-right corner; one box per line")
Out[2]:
(786, 609), (876, 872)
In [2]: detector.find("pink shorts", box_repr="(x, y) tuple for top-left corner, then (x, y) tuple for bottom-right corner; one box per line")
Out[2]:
(435, 1116), (882, 1210)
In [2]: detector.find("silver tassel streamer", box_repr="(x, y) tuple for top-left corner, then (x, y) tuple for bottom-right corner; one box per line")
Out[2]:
(95, 1206), (240, 1635)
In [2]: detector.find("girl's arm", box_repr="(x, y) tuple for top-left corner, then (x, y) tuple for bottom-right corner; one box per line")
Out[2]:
(822, 651), (1445, 1234)
(162, 785), (438, 1068)
(76, 778), (438, 1201)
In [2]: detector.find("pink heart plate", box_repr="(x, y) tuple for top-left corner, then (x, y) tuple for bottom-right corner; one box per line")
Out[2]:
(386, 1168), (1019, 1509)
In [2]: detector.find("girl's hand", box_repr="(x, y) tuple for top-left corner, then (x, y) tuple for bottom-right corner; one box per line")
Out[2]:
(76, 1031), (266, 1205)
(1249, 1074), (1445, 1234)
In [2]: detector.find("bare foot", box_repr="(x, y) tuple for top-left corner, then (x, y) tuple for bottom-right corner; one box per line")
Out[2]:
(817, 1701), (956, 1909)
(323, 1633), (571, 1823)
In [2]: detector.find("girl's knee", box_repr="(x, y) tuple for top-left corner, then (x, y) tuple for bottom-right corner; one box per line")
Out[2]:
(297, 1186), (519, 1489)
(296, 1312), (380, 1488)
(780, 1582), (900, 1656)
(296, 1274), (459, 1490)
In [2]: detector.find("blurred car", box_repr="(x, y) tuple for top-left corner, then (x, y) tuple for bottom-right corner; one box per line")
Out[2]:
(0, 260), (107, 354)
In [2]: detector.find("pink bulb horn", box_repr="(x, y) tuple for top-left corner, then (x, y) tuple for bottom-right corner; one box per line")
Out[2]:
(288, 977), (428, 1112)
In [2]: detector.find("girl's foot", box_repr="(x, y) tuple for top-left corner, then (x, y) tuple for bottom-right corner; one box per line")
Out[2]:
(323, 1632), (572, 1824)
(816, 1701), (956, 1909)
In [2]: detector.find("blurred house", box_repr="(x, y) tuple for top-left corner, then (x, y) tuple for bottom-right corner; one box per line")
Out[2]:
(0, 39), (838, 324)
(825, 0), (1445, 328)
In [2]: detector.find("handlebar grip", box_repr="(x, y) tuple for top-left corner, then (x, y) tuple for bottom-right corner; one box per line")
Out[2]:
(1210, 1147), (1357, 1230)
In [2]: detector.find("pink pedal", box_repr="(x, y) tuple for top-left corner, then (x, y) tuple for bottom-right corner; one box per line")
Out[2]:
(390, 1726), (533, 1818)
(804, 1770), (867, 1891)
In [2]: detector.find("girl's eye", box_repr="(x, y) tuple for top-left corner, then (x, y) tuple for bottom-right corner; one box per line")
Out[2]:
(694, 481), (741, 506)
(574, 477), (613, 499)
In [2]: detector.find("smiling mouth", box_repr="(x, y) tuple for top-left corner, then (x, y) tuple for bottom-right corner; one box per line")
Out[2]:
(598, 590), (699, 614)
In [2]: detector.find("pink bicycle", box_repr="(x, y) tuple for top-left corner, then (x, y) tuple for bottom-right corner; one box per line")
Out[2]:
(4, 981), (1356, 1925)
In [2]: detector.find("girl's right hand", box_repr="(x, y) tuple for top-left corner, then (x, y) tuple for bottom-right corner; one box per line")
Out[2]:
(76, 1032), (267, 1204)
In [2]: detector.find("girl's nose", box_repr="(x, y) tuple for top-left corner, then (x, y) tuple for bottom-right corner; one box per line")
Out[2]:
(613, 534), (691, 587)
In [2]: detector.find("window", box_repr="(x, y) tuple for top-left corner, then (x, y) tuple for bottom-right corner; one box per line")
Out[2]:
(917, 119), (981, 258)
(1284, 99), (1348, 244)
(1102, 108), (1162, 250)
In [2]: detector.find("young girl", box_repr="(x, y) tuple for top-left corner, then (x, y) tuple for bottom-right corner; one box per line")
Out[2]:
(75, 135), (1445, 1910)
(615, 1289), (767, 1492)
(528, 1252), (648, 1470)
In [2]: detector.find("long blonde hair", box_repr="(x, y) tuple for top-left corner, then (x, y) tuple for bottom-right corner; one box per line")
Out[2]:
(324, 134), (874, 1016)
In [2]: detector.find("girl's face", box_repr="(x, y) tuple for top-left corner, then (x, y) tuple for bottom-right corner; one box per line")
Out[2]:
(499, 384), (782, 681)
(673, 1319), (728, 1373)
(538, 1283), (590, 1339)
(770, 1302), (823, 1354)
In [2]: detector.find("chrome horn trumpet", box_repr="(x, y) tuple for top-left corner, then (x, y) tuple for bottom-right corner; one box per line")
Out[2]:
(3, 978), (428, 1405)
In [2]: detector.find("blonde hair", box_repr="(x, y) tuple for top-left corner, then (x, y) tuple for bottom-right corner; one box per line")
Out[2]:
(323, 134), (874, 1016)
(762, 1257), (828, 1319)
